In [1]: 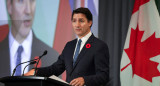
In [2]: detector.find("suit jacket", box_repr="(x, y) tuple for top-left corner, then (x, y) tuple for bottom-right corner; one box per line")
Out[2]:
(37, 34), (109, 86)
(0, 33), (59, 78)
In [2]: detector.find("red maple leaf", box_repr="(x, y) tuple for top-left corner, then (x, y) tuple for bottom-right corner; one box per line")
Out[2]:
(122, 25), (160, 82)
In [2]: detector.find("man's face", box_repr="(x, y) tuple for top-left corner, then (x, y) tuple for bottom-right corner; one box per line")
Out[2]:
(72, 13), (92, 38)
(7, 0), (36, 38)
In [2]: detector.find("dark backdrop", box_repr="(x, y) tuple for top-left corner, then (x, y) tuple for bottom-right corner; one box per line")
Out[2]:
(99, 0), (135, 86)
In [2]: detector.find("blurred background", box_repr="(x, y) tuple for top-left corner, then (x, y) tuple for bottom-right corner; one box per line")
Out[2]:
(1, 0), (160, 86)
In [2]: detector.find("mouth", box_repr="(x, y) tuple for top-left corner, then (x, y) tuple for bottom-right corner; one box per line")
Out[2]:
(75, 28), (81, 31)
(23, 20), (31, 27)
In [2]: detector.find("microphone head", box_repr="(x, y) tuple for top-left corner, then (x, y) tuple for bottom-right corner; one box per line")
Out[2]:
(39, 50), (47, 58)
(43, 50), (47, 55)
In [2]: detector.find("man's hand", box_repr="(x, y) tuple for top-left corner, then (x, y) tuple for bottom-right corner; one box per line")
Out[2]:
(70, 77), (85, 86)
(24, 69), (35, 76)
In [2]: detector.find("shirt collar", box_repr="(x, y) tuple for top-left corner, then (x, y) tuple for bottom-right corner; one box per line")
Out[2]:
(77, 31), (92, 44)
(9, 28), (33, 56)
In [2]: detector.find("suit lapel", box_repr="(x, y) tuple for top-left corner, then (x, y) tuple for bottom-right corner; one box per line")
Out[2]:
(68, 39), (77, 72)
(71, 34), (95, 73)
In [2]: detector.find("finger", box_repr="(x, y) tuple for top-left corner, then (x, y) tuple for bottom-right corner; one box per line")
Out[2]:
(74, 81), (81, 86)
(70, 79), (76, 85)
(70, 79), (78, 86)
(71, 81), (77, 86)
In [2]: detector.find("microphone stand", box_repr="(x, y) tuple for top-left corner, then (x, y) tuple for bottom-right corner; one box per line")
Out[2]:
(12, 60), (37, 76)
(12, 50), (47, 76)
(34, 50), (47, 76)
(34, 56), (44, 76)
(22, 61), (37, 76)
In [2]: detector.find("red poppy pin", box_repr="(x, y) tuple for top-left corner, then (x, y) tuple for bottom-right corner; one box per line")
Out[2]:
(86, 43), (91, 48)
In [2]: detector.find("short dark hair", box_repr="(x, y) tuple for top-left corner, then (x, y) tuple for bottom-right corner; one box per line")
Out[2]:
(71, 7), (93, 22)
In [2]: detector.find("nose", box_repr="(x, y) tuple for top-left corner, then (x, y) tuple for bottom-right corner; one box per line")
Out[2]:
(75, 21), (80, 28)
(25, 1), (31, 14)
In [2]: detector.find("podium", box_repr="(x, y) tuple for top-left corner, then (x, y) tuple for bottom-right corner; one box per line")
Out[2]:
(0, 76), (70, 86)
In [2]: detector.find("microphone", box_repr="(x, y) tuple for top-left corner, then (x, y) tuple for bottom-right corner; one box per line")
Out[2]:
(12, 60), (36, 76)
(12, 50), (47, 76)
(39, 50), (47, 58)
(34, 50), (47, 76)
(22, 61), (37, 76)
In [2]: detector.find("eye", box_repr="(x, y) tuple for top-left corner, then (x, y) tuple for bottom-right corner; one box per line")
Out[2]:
(79, 19), (84, 23)
(72, 19), (76, 22)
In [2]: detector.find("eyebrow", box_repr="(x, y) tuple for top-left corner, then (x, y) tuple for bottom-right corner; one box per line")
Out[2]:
(73, 18), (85, 20)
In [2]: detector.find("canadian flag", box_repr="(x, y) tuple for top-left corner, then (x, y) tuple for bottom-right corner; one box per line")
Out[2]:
(0, 0), (9, 42)
(120, 0), (160, 86)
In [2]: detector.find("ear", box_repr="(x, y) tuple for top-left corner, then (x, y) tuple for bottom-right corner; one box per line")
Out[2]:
(7, 0), (12, 15)
(89, 21), (92, 27)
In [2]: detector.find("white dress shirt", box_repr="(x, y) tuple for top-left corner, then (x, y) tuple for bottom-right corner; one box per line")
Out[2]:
(9, 29), (33, 75)
(73, 31), (92, 59)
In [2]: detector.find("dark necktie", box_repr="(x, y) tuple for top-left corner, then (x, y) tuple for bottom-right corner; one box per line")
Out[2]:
(73, 39), (82, 66)
(15, 46), (23, 76)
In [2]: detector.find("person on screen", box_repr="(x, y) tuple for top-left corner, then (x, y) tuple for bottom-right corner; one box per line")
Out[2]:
(25, 7), (109, 86)
(0, 0), (59, 77)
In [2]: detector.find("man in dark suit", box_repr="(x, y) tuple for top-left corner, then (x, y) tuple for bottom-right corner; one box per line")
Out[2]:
(25, 7), (109, 86)
(0, 0), (58, 78)
(0, 34), (59, 77)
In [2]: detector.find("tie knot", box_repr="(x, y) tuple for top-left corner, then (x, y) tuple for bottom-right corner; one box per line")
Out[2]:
(78, 39), (82, 44)
(17, 46), (23, 54)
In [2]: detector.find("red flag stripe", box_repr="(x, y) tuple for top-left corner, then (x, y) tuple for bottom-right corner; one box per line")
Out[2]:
(53, 0), (75, 54)
(53, 0), (76, 81)
(0, 24), (9, 42)
(81, 0), (85, 7)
